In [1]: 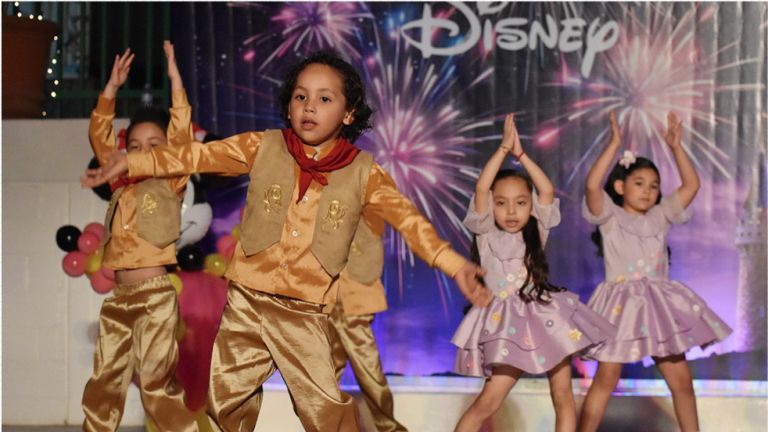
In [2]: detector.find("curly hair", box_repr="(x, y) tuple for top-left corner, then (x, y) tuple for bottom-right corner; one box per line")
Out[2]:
(125, 105), (170, 144)
(590, 157), (663, 257)
(469, 169), (566, 305)
(277, 51), (373, 143)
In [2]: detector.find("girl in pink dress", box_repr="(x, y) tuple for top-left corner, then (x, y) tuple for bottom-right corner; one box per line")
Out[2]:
(578, 111), (732, 432)
(452, 114), (615, 432)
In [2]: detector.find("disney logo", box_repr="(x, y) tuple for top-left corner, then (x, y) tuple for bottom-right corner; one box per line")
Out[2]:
(400, 2), (619, 78)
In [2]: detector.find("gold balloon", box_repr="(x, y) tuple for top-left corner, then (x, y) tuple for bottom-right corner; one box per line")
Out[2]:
(168, 273), (183, 295)
(231, 224), (241, 241)
(204, 253), (227, 277)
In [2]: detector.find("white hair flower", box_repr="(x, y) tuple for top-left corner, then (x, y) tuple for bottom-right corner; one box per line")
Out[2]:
(618, 151), (637, 169)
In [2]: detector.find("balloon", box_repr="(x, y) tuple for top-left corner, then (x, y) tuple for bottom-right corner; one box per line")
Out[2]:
(177, 244), (205, 272)
(62, 251), (87, 277)
(204, 254), (227, 277)
(56, 225), (81, 252)
(90, 270), (114, 294)
(77, 231), (101, 255)
(231, 224), (241, 242)
(168, 273), (183, 295)
(175, 271), (229, 411)
(83, 222), (105, 241)
(223, 243), (237, 261)
(100, 265), (115, 281)
(194, 408), (215, 432)
(216, 234), (235, 258)
(85, 252), (103, 276)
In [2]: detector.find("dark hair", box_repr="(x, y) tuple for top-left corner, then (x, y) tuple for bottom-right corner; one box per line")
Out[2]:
(125, 105), (170, 145)
(278, 51), (373, 143)
(591, 157), (662, 257)
(470, 169), (566, 305)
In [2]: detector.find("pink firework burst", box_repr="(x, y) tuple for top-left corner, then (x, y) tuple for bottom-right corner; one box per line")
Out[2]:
(544, 3), (764, 183)
(242, 2), (373, 72)
(356, 43), (496, 314)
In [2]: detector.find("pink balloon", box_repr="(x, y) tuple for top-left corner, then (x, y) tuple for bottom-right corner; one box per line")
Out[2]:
(62, 251), (87, 277)
(90, 270), (114, 294)
(83, 222), (105, 241)
(175, 271), (229, 411)
(77, 231), (101, 254)
(99, 265), (115, 281)
(223, 243), (237, 260)
(216, 234), (235, 258)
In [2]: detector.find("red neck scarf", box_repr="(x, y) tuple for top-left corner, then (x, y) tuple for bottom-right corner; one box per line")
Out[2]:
(110, 172), (150, 192)
(282, 128), (360, 202)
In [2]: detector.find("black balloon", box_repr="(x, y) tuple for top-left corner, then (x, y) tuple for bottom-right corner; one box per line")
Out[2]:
(56, 225), (82, 252)
(177, 244), (205, 272)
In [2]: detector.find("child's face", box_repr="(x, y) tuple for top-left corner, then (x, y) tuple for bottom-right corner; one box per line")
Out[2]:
(288, 63), (355, 150)
(127, 122), (167, 153)
(491, 176), (533, 234)
(615, 167), (660, 215)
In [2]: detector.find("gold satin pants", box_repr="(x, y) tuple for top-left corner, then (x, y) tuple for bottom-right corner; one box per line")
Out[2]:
(206, 282), (360, 432)
(328, 302), (408, 432)
(81, 275), (198, 432)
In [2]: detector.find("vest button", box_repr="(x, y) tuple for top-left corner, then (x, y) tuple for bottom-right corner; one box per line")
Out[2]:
(302, 196), (308, 202)
(123, 225), (129, 230)
(282, 263), (288, 269)
(292, 230), (298, 237)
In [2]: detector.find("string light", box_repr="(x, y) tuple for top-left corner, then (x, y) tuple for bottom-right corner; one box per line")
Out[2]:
(52, 59), (57, 64)
(16, 12), (21, 17)
(47, 68), (53, 74)
(51, 91), (57, 97)
(54, 36), (58, 41)
(14, 1), (19, 6)
(54, 80), (59, 85)
(28, 14), (33, 19)
(42, 111), (47, 117)
(38, 15), (43, 20)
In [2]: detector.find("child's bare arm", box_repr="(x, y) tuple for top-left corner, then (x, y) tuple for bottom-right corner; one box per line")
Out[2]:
(512, 119), (555, 205)
(475, 114), (517, 214)
(103, 49), (135, 99)
(663, 112), (699, 209)
(164, 41), (183, 92)
(585, 110), (621, 217)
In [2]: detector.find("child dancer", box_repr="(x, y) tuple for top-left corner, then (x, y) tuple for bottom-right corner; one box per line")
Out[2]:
(577, 112), (732, 432)
(328, 214), (408, 432)
(82, 42), (199, 432)
(81, 51), (492, 432)
(452, 114), (615, 432)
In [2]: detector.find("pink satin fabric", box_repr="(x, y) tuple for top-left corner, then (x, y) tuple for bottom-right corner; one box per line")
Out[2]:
(81, 275), (198, 432)
(206, 282), (360, 432)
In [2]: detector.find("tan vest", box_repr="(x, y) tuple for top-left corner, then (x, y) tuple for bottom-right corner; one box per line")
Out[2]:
(338, 217), (388, 316)
(239, 129), (373, 277)
(102, 178), (182, 249)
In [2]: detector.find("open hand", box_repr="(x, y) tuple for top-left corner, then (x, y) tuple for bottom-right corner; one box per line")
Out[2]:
(104, 49), (135, 98)
(608, 110), (621, 146)
(454, 262), (493, 307)
(164, 41), (182, 86)
(81, 151), (129, 188)
(662, 111), (682, 150)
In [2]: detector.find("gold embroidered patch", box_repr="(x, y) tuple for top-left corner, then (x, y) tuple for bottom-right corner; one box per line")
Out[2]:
(263, 184), (283, 213)
(141, 193), (158, 214)
(568, 328), (583, 341)
(322, 200), (348, 229)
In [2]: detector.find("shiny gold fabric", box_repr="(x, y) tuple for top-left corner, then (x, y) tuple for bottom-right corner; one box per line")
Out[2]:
(206, 282), (360, 432)
(328, 301), (408, 432)
(82, 276), (198, 432)
(90, 90), (192, 270)
(126, 132), (467, 304)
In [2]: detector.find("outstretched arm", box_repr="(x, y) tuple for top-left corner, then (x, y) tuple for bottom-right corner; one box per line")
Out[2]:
(164, 40), (183, 92)
(102, 48), (135, 100)
(663, 112), (699, 209)
(89, 49), (135, 167)
(585, 110), (621, 217)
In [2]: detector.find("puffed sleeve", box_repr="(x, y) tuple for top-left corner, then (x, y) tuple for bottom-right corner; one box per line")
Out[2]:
(582, 190), (616, 226)
(463, 194), (497, 235)
(532, 191), (561, 230)
(659, 190), (692, 225)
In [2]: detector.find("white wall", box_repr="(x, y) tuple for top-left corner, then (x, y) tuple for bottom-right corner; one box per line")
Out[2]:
(2, 118), (146, 426)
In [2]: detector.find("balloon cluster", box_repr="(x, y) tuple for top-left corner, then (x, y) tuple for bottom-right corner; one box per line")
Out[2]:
(200, 206), (245, 277)
(56, 223), (115, 294)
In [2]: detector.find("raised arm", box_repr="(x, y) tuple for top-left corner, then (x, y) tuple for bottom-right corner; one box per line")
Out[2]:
(585, 110), (621, 217)
(510, 117), (554, 205)
(663, 112), (699, 209)
(475, 113), (518, 214)
(89, 49), (135, 164)
(164, 40), (193, 148)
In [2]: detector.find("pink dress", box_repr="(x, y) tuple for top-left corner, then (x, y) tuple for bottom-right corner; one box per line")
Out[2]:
(452, 193), (616, 377)
(581, 190), (732, 362)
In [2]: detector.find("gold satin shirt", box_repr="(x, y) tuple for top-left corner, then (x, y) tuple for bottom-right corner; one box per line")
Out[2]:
(90, 90), (193, 270)
(126, 132), (468, 305)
